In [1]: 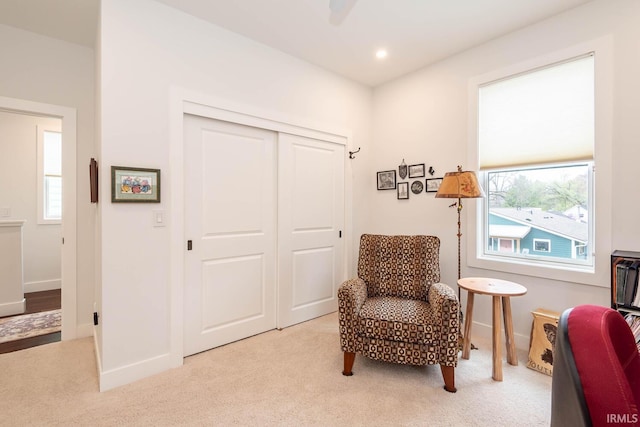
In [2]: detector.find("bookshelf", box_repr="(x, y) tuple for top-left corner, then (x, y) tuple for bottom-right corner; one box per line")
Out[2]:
(612, 250), (640, 351)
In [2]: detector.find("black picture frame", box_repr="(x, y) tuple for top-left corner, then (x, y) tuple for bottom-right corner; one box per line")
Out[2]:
(397, 182), (409, 199)
(111, 166), (161, 203)
(411, 180), (423, 194)
(426, 177), (443, 193)
(377, 170), (397, 190)
(408, 163), (426, 178)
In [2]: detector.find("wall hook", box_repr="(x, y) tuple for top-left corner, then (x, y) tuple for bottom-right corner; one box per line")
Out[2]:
(348, 147), (361, 159)
(428, 166), (435, 176)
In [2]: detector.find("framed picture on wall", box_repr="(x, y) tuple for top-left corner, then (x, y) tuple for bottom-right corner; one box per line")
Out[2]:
(426, 177), (443, 193)
(408, 163), (425, 178)
(411, 180), (424, 194)
(377, 170), (397, 190)
(397, 182), (409, 199)
(111, 166), (161, 203)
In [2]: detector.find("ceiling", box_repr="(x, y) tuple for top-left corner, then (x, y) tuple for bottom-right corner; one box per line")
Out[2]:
(0, 0), (99, 49)
(0, 0), (594, 87)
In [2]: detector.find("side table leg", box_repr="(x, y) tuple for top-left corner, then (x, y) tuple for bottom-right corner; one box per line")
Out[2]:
(502, 296), (518, 366)
(492, 295), (503, 381)
(462, 291), (475, 359)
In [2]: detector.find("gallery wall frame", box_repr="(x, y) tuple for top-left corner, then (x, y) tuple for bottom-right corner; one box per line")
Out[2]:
(377, 170), (397, 190)
(408, 163), (425, 178)
(426, 177), (443, 193)
(111, 166), (161, 203)
(397, 182), (409, 199)
(411, 180), (424, 194)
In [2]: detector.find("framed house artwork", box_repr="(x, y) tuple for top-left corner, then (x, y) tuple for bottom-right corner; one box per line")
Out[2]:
(111, 166), (161, 203)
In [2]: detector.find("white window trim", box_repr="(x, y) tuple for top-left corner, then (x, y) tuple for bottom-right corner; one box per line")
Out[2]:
(36, 126), (62, 225)
(466, 36), (613, 288)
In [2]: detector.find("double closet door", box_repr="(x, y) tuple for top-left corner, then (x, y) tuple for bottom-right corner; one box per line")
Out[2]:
(183, 114), (345, 356)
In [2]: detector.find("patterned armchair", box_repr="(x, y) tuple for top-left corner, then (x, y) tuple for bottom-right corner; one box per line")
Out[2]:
(338, 234), (460, 392)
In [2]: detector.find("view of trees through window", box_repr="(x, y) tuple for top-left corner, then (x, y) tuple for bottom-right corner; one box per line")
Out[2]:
(486, 163), (590, 262)
(488, 164), (588, 212)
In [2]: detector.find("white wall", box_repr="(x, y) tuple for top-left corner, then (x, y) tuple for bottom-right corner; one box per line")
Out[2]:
(369, 0), (640, 347)
(98, 0), (372, 389)
(0, 24), (95, 333)
(0, 111), (61, 291)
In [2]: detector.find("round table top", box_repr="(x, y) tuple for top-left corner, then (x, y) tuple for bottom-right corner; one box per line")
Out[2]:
(457, 277), (527, 297)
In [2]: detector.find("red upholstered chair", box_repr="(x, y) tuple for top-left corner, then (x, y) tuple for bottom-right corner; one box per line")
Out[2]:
(551, 305), (640, 427)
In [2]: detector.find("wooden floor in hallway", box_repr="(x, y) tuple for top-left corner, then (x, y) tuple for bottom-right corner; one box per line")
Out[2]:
(0, 289), (61, 354)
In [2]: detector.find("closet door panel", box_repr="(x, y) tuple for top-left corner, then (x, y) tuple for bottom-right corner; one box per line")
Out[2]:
(183, 114), (277, 356)
(278, 133), (345, 328)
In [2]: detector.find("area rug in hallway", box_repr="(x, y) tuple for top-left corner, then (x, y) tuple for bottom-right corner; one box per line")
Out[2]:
(0, 310), (61, 343)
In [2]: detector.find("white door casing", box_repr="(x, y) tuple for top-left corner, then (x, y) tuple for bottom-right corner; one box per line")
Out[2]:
(0, 96), (77, 340)
(175, 93), (351, 362)
(277, 133), (345, 328)
(183, 114), (277, 356)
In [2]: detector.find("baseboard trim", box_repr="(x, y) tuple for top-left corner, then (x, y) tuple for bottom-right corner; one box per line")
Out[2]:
(468, 320), (530, 352)
(92, 328), (102, 391)
(24, 279), (61, 293)
(0, 299), (25, 317)
(99, 352), (177, 392)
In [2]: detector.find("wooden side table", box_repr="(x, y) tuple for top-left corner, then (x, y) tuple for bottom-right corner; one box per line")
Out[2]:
(457, 277), (527, 381)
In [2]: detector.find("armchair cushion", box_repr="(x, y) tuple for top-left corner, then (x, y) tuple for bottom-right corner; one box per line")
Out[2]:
(358, 297), (435, 344)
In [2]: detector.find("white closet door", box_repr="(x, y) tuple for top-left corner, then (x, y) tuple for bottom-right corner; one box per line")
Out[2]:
(183, 114), (277, 356)
(277, 133), (345, 328)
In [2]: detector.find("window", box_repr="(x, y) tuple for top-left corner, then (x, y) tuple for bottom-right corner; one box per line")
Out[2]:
(533, 239), (551, 253)
(477, 55), (594, 270)
(37, 128), (62, 224)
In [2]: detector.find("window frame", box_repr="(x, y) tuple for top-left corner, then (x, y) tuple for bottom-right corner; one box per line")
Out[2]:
(466, 37), (613, 288)
(533, 239), (551, 253)
(37, 127), (62, 225)
(482, 161), (594, 268)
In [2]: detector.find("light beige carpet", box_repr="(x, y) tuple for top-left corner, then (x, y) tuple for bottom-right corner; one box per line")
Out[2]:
(0, 309), (61, 343)
(0, 312), (552, 426)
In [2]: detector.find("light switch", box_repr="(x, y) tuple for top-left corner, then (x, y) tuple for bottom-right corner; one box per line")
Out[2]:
(153, 210), (165, 227)
(0, 207), (10, 217)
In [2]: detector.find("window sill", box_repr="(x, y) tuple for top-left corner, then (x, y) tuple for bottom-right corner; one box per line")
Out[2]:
(468, 253), (607, 288)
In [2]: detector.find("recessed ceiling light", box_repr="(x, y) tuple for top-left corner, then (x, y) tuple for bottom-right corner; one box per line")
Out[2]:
(375, 49), (388, 59)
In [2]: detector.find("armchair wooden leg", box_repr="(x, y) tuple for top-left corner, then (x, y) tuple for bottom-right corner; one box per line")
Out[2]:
(440, 365), (457, 393)
(342, 352), (355, 376)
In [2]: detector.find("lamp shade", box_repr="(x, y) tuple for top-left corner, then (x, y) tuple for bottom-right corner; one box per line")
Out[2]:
(435, 167), (485, 199)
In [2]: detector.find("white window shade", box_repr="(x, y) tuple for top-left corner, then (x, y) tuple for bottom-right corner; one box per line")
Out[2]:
(479, 55), (594, 169)
(43, 131), (62, 175)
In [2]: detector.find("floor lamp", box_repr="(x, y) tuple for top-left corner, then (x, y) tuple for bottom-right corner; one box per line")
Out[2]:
(435, 165), (485, 296)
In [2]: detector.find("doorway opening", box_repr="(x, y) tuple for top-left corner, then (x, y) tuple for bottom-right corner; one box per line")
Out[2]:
(0, 96), (78, 347)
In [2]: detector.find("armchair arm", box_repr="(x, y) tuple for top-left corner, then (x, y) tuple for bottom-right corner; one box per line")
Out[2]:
(338, 278), (367, 352)
(429, 283), (461, 365)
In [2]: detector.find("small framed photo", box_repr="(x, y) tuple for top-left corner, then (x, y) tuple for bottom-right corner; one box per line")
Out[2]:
(408, 163), (425, 178)
(411, 180), (424, 194)
(377, 170), (397, 190)
(397, 182), (409, 200)
(111, 166), (161, 203)
(426, 177), (443, 193)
